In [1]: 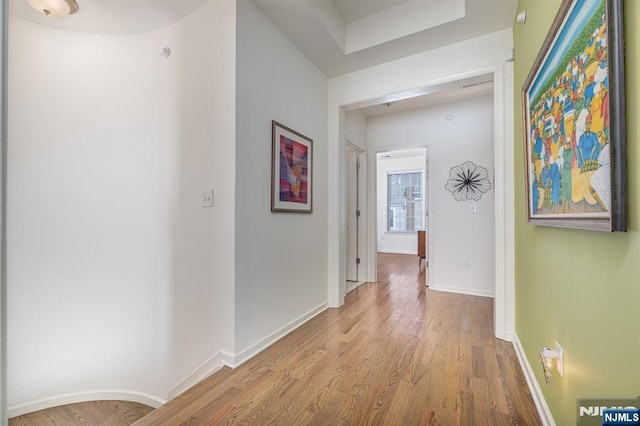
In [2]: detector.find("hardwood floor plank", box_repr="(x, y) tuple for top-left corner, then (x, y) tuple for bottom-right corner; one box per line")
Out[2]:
(380, 379), (414, 424)
(483, 344), (511, 415)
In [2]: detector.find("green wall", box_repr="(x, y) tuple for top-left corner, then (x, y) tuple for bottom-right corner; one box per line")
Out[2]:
(514, 1), (640, 424)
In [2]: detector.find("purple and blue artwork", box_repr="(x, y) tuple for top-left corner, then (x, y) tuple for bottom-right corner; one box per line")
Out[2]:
(278, 135), (308, 204)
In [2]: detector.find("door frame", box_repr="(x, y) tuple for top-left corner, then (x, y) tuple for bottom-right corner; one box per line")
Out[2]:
(1, 2), (8, 420)
(345, 143), (365, 289)
(328, 64), (515, 341)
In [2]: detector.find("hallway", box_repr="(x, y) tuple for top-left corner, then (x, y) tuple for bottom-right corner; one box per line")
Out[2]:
(136, 253), (540, 425)
(9, 254), (540, 425)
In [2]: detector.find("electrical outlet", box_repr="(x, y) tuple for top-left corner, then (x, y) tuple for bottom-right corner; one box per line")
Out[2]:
(461, 257), (469, 268)
(202, 190), (214, 208)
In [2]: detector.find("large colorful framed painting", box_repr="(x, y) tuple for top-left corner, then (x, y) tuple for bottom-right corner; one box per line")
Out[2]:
(271, 121), (313, 213)
(522, 0), (626, 231)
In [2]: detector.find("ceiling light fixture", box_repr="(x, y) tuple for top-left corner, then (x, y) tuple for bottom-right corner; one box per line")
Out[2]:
(25, 0), (78, 17)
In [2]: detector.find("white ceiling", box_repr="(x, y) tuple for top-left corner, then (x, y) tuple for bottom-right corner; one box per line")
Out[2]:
(250, 0), (512, 111)
(253, 0), (518, 77)
(9, 0), (515, 114)
(332, 0), (410, 24)
(355, 74), (494, 117)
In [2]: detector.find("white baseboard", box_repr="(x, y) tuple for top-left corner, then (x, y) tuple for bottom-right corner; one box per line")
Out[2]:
(233, 302), (328, 366)
(169, 350), (235, 399)
(8, 389), (166, 419)
(346, 281), (365, 293)
(169, 301), (329, 400)
(502, 329), (515, 342)
(10, 303), (330, 419)
(428, 284), (494, 299)
(512, 333), (555, 426)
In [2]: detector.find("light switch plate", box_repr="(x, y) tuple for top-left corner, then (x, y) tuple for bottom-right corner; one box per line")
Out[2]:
(202, 190), (214, 208)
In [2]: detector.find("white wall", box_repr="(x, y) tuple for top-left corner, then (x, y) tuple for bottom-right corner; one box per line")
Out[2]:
(234, 0), (328, 359)
(369, 96), (495, 296)
(167, 0), (236, 397)
(7, 0), (237, 412)
(345, 109), (367, 151)
(8, 18), (175, 410)
(376, 156), (426, 255)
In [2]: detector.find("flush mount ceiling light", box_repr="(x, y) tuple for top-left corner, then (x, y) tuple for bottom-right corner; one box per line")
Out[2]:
(25, 0), (79, 17)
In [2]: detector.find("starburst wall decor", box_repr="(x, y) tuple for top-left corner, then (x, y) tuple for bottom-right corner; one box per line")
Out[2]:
(445, 161), (492, 201)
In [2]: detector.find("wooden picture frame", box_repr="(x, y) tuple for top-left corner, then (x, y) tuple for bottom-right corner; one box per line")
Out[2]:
(522, 0), (626, 231)
(271, 121), (313, 213)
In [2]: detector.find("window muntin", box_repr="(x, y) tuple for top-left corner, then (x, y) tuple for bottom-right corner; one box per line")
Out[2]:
(387, 171), (423, 233)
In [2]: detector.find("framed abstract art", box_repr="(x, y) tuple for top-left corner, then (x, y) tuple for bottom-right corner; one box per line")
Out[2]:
(271, 121), (313, 213)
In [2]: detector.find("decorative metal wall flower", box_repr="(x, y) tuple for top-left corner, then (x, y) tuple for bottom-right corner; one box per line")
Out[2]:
(445, 161), (492, 201)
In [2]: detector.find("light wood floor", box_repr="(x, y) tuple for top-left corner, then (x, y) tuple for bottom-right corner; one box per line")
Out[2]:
(9, 253), (540, 425)
(137, 253), (540, 425)
(8, 400), (153, 425)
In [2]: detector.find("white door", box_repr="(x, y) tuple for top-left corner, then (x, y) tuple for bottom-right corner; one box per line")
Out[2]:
(346, 148), (359, 282)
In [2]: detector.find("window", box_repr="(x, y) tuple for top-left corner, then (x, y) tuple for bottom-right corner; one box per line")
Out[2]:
(387, 171), (423, 232)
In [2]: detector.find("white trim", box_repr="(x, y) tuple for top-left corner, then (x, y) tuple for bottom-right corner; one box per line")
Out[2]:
(1, 0), (7, 419)
(503, 59), (516, 342)
(365, 151), (378, 283)
(428, 285), (494, 299)
(425, 145), (434, 290)
(346, 280), (365, 294)
(8, 389), (166, 419)
(377, 249), (416, 255)
(492, 62), (516, 341)
(503, 329), (514, 342)
(171, 301), (328, 399)
(512, 333), (556, 426)
(328, 108), (345, 308)
(233, 302), (328, 367)
(169, 350), (234, 399)
(171, 302), (328, 400)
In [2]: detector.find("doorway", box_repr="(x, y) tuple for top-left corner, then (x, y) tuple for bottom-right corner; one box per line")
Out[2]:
(329, 68), (513, 341)
(375, 148), (428, 284)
